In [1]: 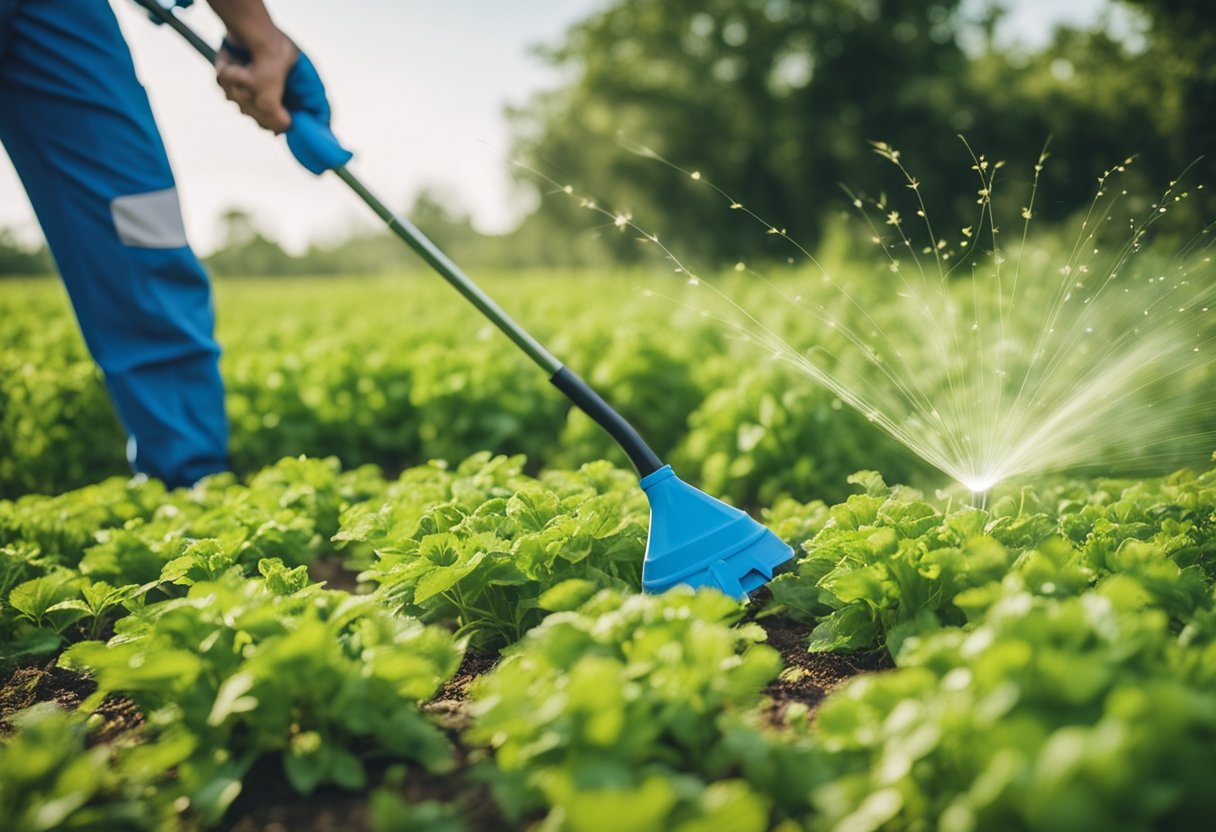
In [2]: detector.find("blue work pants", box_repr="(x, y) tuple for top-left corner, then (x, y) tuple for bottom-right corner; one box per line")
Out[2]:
(0, 0), (229, 488)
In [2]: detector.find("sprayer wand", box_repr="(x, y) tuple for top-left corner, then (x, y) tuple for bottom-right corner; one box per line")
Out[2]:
(131, 0), (794, 599)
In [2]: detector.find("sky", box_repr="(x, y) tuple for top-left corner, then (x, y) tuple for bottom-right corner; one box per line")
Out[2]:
(0, 0), (1109, 254)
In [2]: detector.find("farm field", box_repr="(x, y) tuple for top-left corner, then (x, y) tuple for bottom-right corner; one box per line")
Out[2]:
(2, 272), (1216, 831)
(3, 0), (1214, 826)
(0, 272), (930, 503)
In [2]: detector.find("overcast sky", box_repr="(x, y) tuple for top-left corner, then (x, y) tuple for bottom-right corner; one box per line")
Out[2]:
(0, 0), (1108, 254)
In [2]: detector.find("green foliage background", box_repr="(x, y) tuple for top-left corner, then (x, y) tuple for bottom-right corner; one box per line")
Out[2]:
(0, 272), (928, 501)
(512, 0), (1214, 264)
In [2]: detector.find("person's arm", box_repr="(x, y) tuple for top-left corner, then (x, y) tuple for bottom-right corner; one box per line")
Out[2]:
(205, 0), (296, 132)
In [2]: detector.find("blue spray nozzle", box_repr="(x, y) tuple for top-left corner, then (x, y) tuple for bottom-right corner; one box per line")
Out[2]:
(639, 465), (794, 599)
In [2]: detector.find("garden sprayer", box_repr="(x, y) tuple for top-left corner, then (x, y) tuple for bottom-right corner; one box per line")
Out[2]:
(132, 0), (792, 599)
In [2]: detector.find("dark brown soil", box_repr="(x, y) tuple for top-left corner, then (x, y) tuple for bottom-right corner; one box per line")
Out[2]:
(429, 651), (498, 705)
(308, 557), (363, 594)
(0, 660), (144, 745)
(222, 758), (373, 832)
(758, 617), (892, 728)
(223, 754), (508, 832)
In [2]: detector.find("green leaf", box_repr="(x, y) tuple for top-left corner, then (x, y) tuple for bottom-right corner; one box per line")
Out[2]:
(370, 792), (467, 832)
(558, 775), (679, 832)
(329, 747), (367, 791)
(44, 598), (92, 616)
(835, 787), (904, 832)
(284, 733), (329, 795)
(847, 470), (890, 497)
(807, 605), (880, 652)
(258, 557), (313, 596)
(675, 780), (770, 832)
(0, 629), (62, 669)
(9, 571), (79, 626)
(537, 578), (599, 612)
(413, 550), (486, 604)
(208, 671), (259, 726)
(191, 774), (244, 824)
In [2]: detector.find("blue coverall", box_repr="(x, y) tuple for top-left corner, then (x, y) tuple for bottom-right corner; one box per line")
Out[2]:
(0, 0), (228, 488)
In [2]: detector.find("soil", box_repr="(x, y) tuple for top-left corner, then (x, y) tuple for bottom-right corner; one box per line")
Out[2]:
(223, 776), (373, 832)
(435, 650), (500, 706)
(222, 744), (508, 832)
(307, 557), (364, 594)
(757, 617), (892, 728)
(0, 659), (144, 746)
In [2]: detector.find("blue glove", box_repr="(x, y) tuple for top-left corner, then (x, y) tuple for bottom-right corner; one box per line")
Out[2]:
(282, 50), (354, 175)
(220, 37), (353, 176)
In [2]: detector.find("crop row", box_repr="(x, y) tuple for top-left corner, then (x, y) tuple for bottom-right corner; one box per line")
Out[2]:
(0, 274), (938, 502)
(3, 451), (1215, 829)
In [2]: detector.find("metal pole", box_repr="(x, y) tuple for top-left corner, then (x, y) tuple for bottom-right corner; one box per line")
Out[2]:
(139, 0), (218, 62)
(132, 0), (562, 375)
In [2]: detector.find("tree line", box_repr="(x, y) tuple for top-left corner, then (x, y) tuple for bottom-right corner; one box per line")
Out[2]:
(512, 0), (1215, 265)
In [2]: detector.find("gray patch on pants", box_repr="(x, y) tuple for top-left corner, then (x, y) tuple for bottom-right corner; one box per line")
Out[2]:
(111, 187), (189, 248)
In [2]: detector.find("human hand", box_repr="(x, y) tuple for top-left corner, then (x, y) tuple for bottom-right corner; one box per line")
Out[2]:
(214, 31), (297, 133)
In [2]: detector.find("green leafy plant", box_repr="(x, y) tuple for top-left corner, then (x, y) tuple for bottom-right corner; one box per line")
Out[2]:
(341, 453), (648, 649)
(60, 573), (462, 823)
(0, 702), (184, 832)
(768, 463), (1216, 657)
(43, 580), (138, 641)
(812, 588), (1216, 831)
(468, 589), (822, 829)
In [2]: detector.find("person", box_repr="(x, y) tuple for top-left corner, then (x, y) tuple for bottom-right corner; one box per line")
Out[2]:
(0, 0), (336, 488)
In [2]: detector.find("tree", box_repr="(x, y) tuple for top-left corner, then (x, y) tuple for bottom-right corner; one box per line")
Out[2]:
(1118, 0), (1216, 215)
(205, 207), (300, 277)
(511, 0), (985, 266)
(961, 0), (1215, 233)
(0, 228), (52, 277)
(510, 0), (1215, 267)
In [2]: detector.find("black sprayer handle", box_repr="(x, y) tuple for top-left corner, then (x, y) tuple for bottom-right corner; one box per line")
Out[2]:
(129, 0), (665, 478)
(550, 368), (663, 476)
